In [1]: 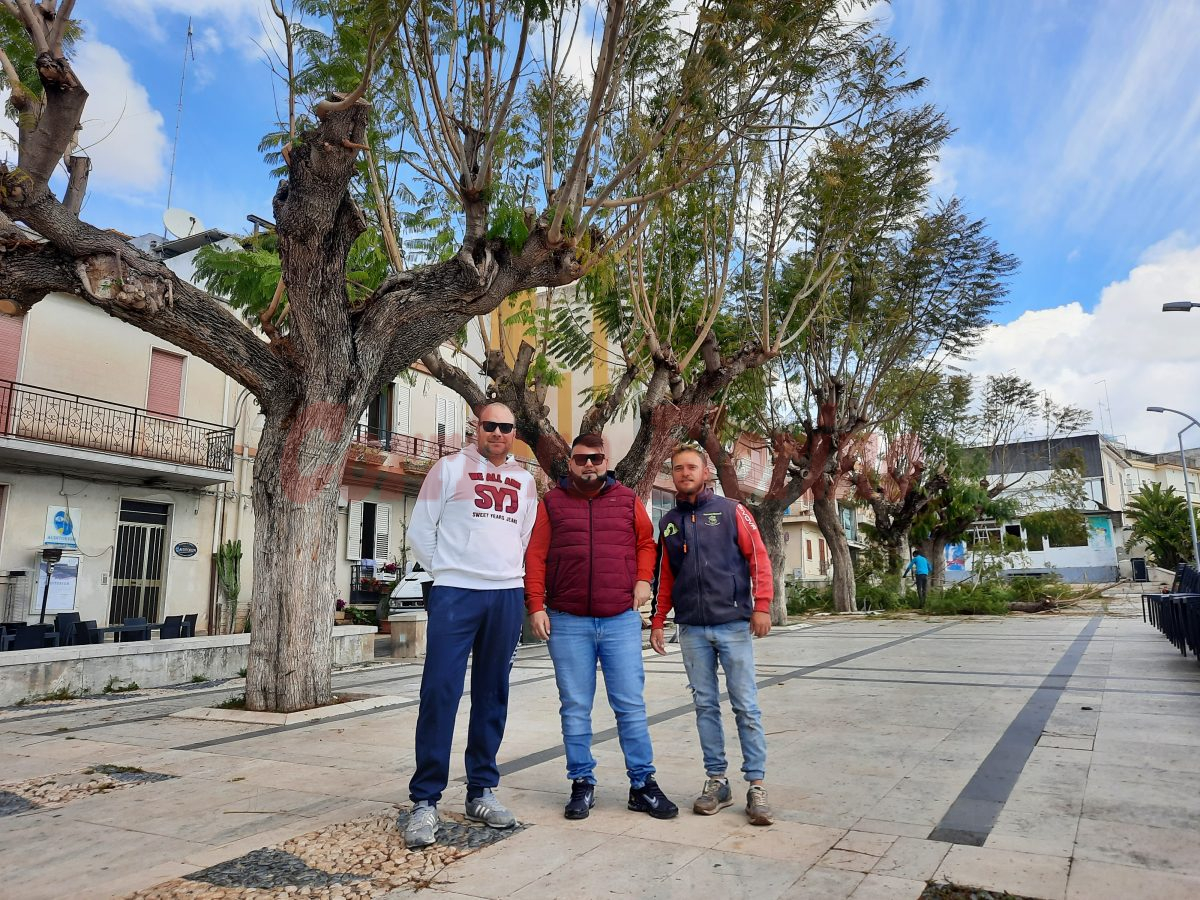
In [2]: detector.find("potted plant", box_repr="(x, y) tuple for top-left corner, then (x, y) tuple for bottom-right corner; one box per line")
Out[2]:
(334, 597), (347, 624)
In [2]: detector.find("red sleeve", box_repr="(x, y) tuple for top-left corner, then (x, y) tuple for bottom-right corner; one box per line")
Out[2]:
(633, 502), (657, 583)
(523, 500), (552, 614)
(650, 538), (675, 629)
(734, 503), (774, 613)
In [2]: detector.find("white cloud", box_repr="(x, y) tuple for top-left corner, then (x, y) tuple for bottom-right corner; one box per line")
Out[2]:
(71, 41), (168, 195)
(109, 0), (277, 60)
(960, 235), (1200, 453)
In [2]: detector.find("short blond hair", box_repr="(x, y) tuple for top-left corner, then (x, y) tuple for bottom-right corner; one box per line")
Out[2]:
(670, 443), (706, 466)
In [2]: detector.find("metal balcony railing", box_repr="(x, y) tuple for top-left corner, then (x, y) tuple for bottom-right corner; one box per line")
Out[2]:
(349, 423), (545, 480)
(0, 379), (234, 472)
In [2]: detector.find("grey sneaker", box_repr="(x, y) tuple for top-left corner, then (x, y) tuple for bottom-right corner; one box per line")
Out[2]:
(692, 776), (733, 815)
(465, 789), (517, 828)
(403, 803), (439, 848)
(746, 784), (773, 826)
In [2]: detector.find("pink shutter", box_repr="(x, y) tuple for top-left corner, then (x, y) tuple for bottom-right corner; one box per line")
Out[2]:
(146, 349), (184, 416)
(0, 314), (22, 382)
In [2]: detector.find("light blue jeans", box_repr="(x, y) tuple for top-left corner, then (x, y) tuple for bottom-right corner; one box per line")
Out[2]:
(678, 620), (767, 782)
(546, 608), (655, 788)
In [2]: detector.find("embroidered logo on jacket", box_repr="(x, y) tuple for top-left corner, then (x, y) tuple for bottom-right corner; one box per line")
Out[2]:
(663, 523), (679, 537)
(702, 511), (723, 526)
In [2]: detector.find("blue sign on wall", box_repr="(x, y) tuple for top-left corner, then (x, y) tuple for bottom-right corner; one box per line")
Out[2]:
(173, 541), (198, 558)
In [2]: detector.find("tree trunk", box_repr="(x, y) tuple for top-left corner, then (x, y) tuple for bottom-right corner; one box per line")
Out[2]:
(814, 494), (856, 612)
(750, 501), (789, 625)
(244, 398), (357, 712)
(926, 536), (947, 592)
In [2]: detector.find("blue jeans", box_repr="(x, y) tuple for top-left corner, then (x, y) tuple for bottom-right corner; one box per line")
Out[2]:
(409, 585), (524, 805)
(546, 608), (655, 788)
(677, 620), (767, 782)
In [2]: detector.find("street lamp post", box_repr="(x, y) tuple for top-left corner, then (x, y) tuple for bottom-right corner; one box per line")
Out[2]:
(1162, 301), (1200, 312)
(1146, 406), (1200, 570)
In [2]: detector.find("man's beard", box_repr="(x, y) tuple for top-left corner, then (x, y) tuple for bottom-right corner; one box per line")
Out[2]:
(570, 471), (603, 493)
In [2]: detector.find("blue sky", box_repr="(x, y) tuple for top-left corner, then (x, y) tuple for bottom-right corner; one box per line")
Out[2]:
(5, 1), (1200, 451)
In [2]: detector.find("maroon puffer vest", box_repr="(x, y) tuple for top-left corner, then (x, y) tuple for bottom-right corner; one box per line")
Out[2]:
(543, 477), (638, 617)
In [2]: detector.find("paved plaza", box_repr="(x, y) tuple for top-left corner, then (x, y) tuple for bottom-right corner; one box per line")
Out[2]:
(2, 592), (1200, 899)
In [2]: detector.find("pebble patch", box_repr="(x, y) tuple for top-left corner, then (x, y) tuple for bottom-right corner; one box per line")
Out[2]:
(125, 809), (525, 899)
(0, 765), (176, 816)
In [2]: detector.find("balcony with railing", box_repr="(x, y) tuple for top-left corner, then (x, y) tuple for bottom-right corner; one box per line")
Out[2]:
(344, 423), (548, 491)
(0, 379), (234, 485)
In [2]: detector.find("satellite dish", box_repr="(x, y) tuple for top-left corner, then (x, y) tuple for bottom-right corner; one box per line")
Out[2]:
(163, 207), (205, 239)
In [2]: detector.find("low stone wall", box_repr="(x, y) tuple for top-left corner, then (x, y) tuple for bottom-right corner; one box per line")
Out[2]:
(0, 625), (378, 707)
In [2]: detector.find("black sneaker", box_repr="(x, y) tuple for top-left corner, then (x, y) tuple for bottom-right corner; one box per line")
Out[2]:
(627, 777), (679, 819)
(564, 779), (595, 820)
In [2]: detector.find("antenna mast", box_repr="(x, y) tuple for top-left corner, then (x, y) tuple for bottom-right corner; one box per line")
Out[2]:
(164, 18), (195, 233)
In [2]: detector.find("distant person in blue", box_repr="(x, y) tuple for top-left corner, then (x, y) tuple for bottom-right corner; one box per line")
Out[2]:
(904, 550), (931, 605)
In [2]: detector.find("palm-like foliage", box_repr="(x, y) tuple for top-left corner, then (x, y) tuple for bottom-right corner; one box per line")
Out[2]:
(1125, 482), (1198, 569)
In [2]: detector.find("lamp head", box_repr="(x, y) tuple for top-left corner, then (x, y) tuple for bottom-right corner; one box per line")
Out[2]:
(1162, 301), (1198, 312)
(1147, 406), (1165, 414)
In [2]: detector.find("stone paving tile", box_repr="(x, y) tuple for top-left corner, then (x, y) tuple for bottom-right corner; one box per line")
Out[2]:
(713, 819), (846, 864)
(848, 873), (927, 900)
(934, 845), (1070, 900)
(1066, 858), (1200, 900)
(657, 847), (811, 900)
(778, 865), (865, 900)
(819, 848), (884, 873)
(870, 836), (952, 882)
(834, 829), (898, 856)
(1073, 815), (1200, 877)
(506, 833), (704, 899)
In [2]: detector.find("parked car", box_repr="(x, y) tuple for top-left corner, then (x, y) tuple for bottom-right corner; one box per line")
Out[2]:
(387, 562), (432, 610)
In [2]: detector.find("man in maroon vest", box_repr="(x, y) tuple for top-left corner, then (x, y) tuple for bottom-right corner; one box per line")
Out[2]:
(525, 433), (679, 821)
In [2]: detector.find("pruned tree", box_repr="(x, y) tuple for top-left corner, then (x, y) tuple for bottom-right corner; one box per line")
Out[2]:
(1125, 482), (1198, 571)
(423, 8), (911, 496)
(2, 1), (871, 710)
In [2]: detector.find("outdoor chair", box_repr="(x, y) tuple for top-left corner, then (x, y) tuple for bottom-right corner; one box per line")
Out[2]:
(182, 613), (198, 637)
(11, 626), (50, 650)
(73, 620), (101, 645)
(0, 626), (11, 651)
(54, 612), (80, 647)
(119, 617), (150, 642)
(159, 615), (184, 639)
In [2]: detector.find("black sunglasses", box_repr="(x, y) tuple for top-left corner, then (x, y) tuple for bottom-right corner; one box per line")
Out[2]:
(481, 421), (515, 434)
(572, 453), (605, 465)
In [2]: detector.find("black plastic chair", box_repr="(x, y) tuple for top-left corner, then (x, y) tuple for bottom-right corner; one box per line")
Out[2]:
(54, 612), (80, 647)
(0, 626), (10, 651)
(73, 620), (101, 645)
(119, 617), (150, 642)
(159, 614), (184, 639)
(182, 613), (198, 638)
(12, 626), (49, 651)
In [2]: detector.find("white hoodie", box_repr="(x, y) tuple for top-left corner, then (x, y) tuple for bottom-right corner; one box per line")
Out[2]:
(407, 444), (538, 590)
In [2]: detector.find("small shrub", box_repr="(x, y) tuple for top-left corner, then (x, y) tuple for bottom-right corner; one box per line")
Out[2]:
(857, 575), (907, 611)
(925, 584), (1011, 616)
(190, 675), (209, 683)
(17, 686), (83, 705)
(345, 605), (377, 626)
(237, 667), (247, 678)
(103, 677), (140, 694)
(215, 694), (246, 710)
(786, 582), (832, 615)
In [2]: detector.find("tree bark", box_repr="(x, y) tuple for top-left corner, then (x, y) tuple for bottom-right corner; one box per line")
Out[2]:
(814, 493), (856, 612)
(245, 399), (356, 712)
(749, 499), (789, 625)
(926, 535), (947, 592)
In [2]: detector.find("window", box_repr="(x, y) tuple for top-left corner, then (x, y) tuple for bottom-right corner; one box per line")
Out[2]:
(651, 489), (673, 538)
(146, 349), (184, 417)
(818, 539), (827, 575)
(0, 313), (22, 382)
(806, 539), (812, 560)
(435, 396), (461, 446)
(394, 385), (410, 435)
(358, 385), (393, 444)
(347, 500), (391, 561)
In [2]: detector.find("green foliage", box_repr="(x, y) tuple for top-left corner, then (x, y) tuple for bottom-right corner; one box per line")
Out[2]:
(785, 581), (832, 615)
(216, 540), (243, 635)
(193, 239), (283, 324)
(855, 575), (907, 611)
(345, 605), (377, 626)
(925, 583), (1012, 616)
(0, 10), (82, 123)
(16, 686), (83, 706)
(1125, 482), (1198, 569)
(1023, 509), (1087, 550)
(103, 677), (140, 694)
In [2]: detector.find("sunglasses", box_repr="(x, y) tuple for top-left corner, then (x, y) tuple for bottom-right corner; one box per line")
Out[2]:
(481, 421), (515, 434)
(572, 453), (606, 466)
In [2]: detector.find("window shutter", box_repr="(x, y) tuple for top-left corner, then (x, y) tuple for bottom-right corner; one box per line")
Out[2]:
(347, 501), (363, 561)
(0, 313), (22, 382)
(436, 396), (448, 444)
(147, 349), (184, 416)
(395, 385), (410, 435)
(374, 503), (390, 561)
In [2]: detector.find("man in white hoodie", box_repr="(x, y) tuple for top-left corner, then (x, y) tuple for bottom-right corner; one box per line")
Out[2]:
(403, 402), (538, 849)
